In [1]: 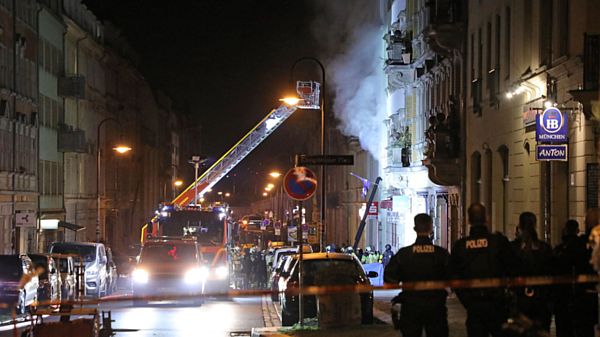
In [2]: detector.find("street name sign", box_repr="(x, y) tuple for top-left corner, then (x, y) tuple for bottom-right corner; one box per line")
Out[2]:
(536, 107), (568, 143)
(536, 144), (568, 161)
(283, 167), (317, 201)
(296, 154), (354, 166)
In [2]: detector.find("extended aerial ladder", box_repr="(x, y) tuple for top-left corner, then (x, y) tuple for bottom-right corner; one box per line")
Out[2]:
(141, 81), (321, 241)
(173, 81), (320, 206)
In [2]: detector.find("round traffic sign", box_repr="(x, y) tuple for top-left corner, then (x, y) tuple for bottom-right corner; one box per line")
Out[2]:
(283, 167), (318, 201)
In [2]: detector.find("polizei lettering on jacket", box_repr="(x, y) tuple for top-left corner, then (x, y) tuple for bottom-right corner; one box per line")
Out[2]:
(412, 245), (435, 253)
(465, 239), (488, 249)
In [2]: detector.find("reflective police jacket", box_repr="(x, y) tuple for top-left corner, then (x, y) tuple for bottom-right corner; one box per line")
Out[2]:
(384, 236), (449, 304)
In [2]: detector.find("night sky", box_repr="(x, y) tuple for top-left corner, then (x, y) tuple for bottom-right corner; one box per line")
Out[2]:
(84, 0), (327, 203)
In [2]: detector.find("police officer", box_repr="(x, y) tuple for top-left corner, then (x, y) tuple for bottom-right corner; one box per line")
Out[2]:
(384, 213), (449, 337)
(510, 212), (553, 331)
(450, 203), (517, 337)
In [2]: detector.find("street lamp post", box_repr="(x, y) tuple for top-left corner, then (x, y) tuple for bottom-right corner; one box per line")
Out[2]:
(96, 118), (132, 243)
(290, 57), (326, 252)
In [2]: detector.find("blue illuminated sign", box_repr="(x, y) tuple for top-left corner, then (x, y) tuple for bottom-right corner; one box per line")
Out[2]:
(536, 108), (567, 143)
(536, 144), (568, 161)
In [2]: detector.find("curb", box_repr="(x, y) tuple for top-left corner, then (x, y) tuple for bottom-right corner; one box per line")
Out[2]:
(261, 295), (281, 328)
(373, 306), (393, 325)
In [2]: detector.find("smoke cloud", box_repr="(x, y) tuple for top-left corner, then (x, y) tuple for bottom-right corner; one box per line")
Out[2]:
(310, 0), (387, 161)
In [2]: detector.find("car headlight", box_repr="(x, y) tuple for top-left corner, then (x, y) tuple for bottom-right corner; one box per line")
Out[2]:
(185, 267), (209, 284)
(132, 269), (149, 284)
(215, 266), (228, 279)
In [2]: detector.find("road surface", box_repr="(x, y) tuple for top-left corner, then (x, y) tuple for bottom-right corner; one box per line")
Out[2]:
(0, 292), (264, 337)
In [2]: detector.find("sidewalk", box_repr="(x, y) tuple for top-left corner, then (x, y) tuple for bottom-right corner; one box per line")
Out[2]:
(256, 291), (468, 337)
(372, 290), (468, 337)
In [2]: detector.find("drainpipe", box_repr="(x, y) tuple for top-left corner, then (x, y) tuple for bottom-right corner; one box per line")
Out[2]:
(10, 0), (16, 253)
(61, 5), (67, 237)
(35, 2), (43, 253)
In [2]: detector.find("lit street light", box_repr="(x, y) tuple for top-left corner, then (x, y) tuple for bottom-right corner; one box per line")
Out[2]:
(174, 180), (183, 187)
(280, 97), (301, 106)
(97, 117), (132, 243)
(269, 171), (282, 178)
(225, 192), (231, 197)
(113, 145), (132, 154)
(262, 192), (268, 197)
(290, 56), (327, 251)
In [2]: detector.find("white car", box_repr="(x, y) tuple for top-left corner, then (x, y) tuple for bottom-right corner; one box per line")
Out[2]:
(49, 242), (109, 298)
(271, 244), (313, 271)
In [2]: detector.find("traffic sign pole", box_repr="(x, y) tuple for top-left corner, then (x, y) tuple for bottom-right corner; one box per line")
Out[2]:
(298, 200), (304, 328)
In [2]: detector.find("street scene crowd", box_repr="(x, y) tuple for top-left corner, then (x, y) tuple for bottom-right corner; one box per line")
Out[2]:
(383, 204), (600, 337)
(226, 204), (600, 337)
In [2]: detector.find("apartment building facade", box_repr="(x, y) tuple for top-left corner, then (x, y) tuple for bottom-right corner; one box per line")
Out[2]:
(0, 0), (39, 253)
(466, 0), (600, 244)
(381, 0), (465, 249)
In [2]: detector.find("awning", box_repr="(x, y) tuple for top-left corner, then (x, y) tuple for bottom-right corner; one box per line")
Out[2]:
(58, 221), (85, 232)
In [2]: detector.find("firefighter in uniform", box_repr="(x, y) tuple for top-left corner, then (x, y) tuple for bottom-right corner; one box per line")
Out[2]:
(384, 213), (450, 337)
(450, 203), (518, 337)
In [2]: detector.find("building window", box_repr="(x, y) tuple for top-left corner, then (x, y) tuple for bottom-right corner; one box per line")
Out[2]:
(470, 33), (475, 86)
(505, 7), (511, 79)
(558, 0), (569, 57)
(471, 152), (481, 203)
(40, 160), (63, 196)
(539, 0), (553, 66)
(39, 94), (61, 129)
(478, 27), (483, 82)
(487, 21), (492, 73)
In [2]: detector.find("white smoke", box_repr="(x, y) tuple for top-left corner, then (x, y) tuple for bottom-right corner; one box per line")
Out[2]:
(311, 0), (387, 161)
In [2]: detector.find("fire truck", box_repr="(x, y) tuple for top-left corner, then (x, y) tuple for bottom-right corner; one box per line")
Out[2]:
(141, 81), (320, 292)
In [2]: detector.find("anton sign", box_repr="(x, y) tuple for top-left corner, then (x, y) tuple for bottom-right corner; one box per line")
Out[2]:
(536, 144), (568, 161)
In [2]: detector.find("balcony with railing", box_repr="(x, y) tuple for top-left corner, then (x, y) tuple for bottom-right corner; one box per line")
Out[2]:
(424, 0), (465, 55)
(570, 34), (600, 120)
(422, 101), (461, 186)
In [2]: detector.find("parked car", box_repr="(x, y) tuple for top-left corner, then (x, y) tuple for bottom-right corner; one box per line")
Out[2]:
(278, 252), (375, 326)
(0, 255), (39, 314)
(271, 244), (313, 270)
(49, 242), (109, 298)
(51, 254), (77, 300)
(106, 248), (118, 294)
(28, 254), (61, 305)
(269, 255), (291, 301)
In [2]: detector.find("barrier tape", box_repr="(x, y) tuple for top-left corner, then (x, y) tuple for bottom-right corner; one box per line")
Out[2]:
(1, 273), (598, 310)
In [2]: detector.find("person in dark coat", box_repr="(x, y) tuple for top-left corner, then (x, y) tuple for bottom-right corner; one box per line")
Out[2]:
(562, 208), (600, 337)
(382, 244), (394, 267)
(384, 213), (449, 337)
(450, 203), (518, 337)
(510, 212), (553, 331)
(553, 219), (579, 337)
